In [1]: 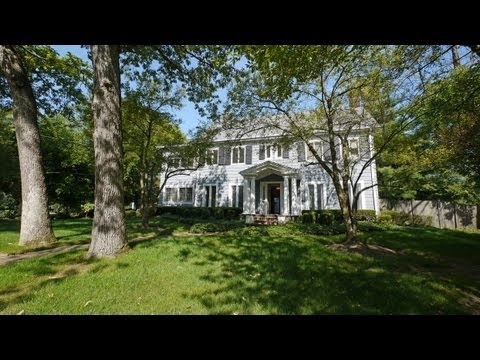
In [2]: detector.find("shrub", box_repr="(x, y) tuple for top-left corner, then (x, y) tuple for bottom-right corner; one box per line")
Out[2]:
(379, 210), (432, 226)
(378, 213), (393, 224)
(316, 211), (335, 225)
(0, 192), (18, 219)
(354, 210), (376, 221)
(190, 222), (221, 233)
(50, 203), (70, 219)
(302, 212), (315, 223)
(81, 202), (95, 218)
(125, 209), (137, 218)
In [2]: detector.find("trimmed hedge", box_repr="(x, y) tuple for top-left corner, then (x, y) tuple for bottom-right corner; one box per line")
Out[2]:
(301, 209), (376, 224)
(156, 206), (242, 220)
(380, 210), (432, 226)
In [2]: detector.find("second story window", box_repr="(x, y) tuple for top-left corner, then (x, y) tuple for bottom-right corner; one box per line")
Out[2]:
(260, 144), (282, 160)
(232, 146), (245, 164)
(306, 141), (322, 161)
(348, 138), (360, 159)
(206, 149), (218, 165)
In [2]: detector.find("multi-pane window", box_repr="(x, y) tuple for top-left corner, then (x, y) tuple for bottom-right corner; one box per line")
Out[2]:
(348, 138), (360, 159)
(306, 141), (322, 161)
(206, 149), (218, 165)
(232, 147), (245, 164)
(165, 188), (177, 202)
(261, 144), (282, 159)
(169, 158), (181, 168)
(307, 183), (324, 210)
(179, 187), (193, 202)
(205, 185), (217, 208)
(230, 185), (244, 210)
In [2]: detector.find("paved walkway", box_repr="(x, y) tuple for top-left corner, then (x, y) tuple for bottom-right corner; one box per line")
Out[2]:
(0, 244), (89, 267)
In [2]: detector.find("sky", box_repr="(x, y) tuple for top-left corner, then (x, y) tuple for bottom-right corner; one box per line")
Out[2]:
(51, 45), (206, 135)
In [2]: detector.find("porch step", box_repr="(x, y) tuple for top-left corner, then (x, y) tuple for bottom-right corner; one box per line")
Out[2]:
(253, 215), (278, 225)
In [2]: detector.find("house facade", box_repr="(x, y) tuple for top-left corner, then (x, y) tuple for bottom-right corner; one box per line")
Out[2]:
(158, 115), (380, 222)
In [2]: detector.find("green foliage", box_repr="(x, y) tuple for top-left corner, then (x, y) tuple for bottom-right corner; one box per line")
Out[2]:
(81, 202), (95, 218)
(0, 111), (20, 202)
(378, 213), (393, 224)
(189, 222), (221, 233)
(0, 192), (18, 219)
(380, 210), (432, 226)
(40, 113), (94, 210)
(156, 206), (242, 221)
(354, 210), (377, 221)
(1, 45), (91, 116)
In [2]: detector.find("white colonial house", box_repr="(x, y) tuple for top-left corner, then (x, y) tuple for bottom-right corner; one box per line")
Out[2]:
(158, 111), (380, 223)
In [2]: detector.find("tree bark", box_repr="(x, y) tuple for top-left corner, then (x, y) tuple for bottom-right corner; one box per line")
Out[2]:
(467, 45), (480, 58)
(452, 46), (461, 68)
(88, 45), (128, 257)
(0, 45), (56, 247)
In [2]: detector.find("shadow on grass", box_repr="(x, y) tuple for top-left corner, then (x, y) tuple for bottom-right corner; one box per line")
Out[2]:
(0, 249), (94, 311)
(167, 226), (478, 314)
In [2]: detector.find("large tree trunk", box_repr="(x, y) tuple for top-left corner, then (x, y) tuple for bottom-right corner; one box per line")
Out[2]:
(88, 45), (128, 258)
(0, 45), (56, 247)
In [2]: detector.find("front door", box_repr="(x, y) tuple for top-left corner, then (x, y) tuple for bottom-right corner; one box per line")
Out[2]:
(269, 184), (281, 214)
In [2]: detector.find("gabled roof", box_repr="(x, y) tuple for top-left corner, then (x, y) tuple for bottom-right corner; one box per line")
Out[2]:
(214, 108), (379, 142)
(240, 161), (298, 177)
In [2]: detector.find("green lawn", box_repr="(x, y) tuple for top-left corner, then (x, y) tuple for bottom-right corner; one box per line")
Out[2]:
(0, 217), (479, 314)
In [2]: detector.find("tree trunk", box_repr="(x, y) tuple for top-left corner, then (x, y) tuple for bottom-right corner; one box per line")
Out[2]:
(452, 46), (461, 68)
(0, 45), (56, 247)
(467, 45), (480, 58)
(140, 169), (150, 229)
(88, 45), (128, 258)
(336, 185), (358, 243)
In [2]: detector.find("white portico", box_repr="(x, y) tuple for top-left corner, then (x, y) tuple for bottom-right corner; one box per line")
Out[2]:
(239, 161), (300, 220)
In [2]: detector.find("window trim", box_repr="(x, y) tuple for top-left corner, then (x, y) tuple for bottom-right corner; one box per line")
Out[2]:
(305, 140), (323, 162)
(305, 181), (325, 210)
(231, 145), (246, 164)
(206, 148), (219, 165)
(347, 137), (360, 159)
(264, 144), (282, 160)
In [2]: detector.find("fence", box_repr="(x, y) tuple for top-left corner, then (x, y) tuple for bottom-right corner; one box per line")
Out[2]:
(380, 199), (479, 230)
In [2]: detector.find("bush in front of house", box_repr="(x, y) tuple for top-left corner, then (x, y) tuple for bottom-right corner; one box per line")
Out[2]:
(157, 206), (242, 220)
(354, 210), (376, 221)
(379, 210), (432, 226)
(190, 222), (221, 233)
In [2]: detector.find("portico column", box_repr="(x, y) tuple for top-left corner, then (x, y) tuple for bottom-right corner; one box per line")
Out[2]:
(283, 176), (290, 215)
(243, 178), (249, 214)
(291, 177), (297, 215)
(250, 178), (256, 213)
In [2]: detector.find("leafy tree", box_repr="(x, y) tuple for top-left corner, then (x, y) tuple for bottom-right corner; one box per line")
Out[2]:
(87, 45), (236, 255)
(0, 110), (19, 202)
(224, 45), (455, 244)
(0, 45), (90, 246)
(40, 112), (94, 212)
(0, 45), (55, 246)
(122, 83), (185, 228)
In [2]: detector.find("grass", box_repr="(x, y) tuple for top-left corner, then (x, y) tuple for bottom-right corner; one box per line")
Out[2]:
(0, 217), (479, 314)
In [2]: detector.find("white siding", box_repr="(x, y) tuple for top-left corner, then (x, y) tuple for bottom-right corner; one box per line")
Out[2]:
(158, 134), (379, 212)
